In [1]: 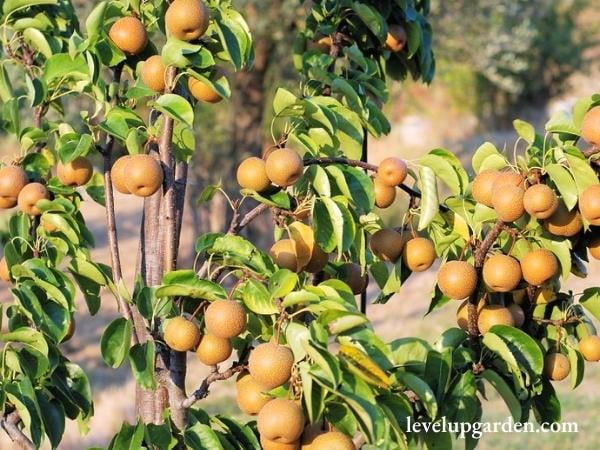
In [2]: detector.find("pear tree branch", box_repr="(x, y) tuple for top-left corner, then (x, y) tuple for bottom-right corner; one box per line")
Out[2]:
(1, 411), (34, 450)
(181, 361), (247, 409)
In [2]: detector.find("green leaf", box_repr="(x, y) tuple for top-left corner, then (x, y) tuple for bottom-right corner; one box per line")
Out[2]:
(580, 288), (600, 321)
(393, 371), (438, 419)
(490, 325), (544, 376)
(304, 341), (342, 387)
(161, 39), (214, 68)
(3, 0), (56, 15)
(242, 279), (277, 315)
(36, 390), (65, 449)
(351, 2), (386, 39)
(153, 94), (194, 127)
(101, 318), (132, 368)
(156, 270), (226, 300)
(565, 345), (584, 390)
(472, 142), (501, 173)
(268, 269), (298, 299)
(423, 349), (451, 402)
(273, 88), (298, 116)
(565, 149), (599, 195)
(85, 1), (107, 45)
(184, 422), (224, 450)
(129, 341), (156, 390)
(533, 379), (561, 424)
(545, 163), (578, 210)
(513, 119), (536, 144)
(481, 369), (522, 422)
(212, 6), (253, 70)
(417, 166), (438, 230)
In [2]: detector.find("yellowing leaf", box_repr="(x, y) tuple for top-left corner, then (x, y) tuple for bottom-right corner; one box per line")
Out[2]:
(288, 221), (314, 271)
(338, 344), (391, 388)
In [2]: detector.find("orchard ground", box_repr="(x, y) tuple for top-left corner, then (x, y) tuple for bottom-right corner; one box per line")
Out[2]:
(2, 79), (600, 450)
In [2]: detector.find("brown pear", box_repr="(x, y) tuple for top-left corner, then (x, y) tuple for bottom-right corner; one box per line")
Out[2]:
(523, 184), (558, 219)
(337, 262), (368, 295)
(369, 229), (405, 262)
(456, 299), (485, 331)
(308, 35), (332, 54)
(492, 171), (524, 190)
(437, 261), (477, 300)
(109, 17), (147, 55)
(492, 184), (525, 222)
(508, 303), (525, 327)
(520, 249), (558, 286)
(303, 243), (328, 273)
(270, 239), (300, 272)
(544, 201), (583, 237)
(310, 432), (356, 450)
(544, 353), (570, 381)
(402, 237), (436, 272)
(188, 77), (222, 103)
(384, 24), (407, 52)
(581, 106), (600, 146)
(257, 398), (305, 444)
(17, 182), (49, 216)
(57, 156), (93, 187)
(248, 342), (294, 390)
(265, 148), (304, 187)
(236, 373), (271, 415)
(196, 334), (232, 365)
(166, 0), (210, 41)
(111, 155), (133, 194)
(236, 157), (271, 192)
(164, 317), (200, 352)
(0, 166), (28, 208)
(373, 176), (396, 208)
(377, 157), (407, 187)
(141, 55), (166, 92)
(123, 154), (163, 197)
(204, 299), (247, 339)
(482, 254), (521, 292)
(477, 305), (515, 334)
(579, 184), (600, 226)
(472, 170), (500, 207)
(261, 437), (299, 450)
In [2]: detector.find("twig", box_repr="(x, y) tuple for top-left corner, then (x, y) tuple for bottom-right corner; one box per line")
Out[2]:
(227, 203), (269, 235)
(466, 220), (506, 336)
(582, 146), (599, 158)
(181, 362), (247, 408)
(1, 411), (34, 450)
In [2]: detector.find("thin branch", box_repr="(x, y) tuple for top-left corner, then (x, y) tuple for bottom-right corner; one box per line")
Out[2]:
(466, 220), (506, 336)
(1, 411), (34, 450)
(228, 203), (269, 235)
(582, 146), (599, 158)
(181, 362), (247, 409)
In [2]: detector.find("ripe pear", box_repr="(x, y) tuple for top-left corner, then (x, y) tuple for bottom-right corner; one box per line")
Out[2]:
(384, 24), (407, 52)
(261, 436), (299, 450)
(579, 184), (600, 226)
(109, 17), (147, 55)
(581, 106), (600, 146)
(288, 221), (316, 270)
(456, 299), (485, 331)
(17, 182), (49, 216)
(520, 249), (558, 286)
(588, 234), (600, 260)
(270, 239), (300, 272)
(402, 237), (436, 272)
(471, 170), (500, 207)
(492, 171), (524, 190)
(369, 228), (405, 262)
(337, 262), (368, 295)
(477, 304), (515, 334)
(164, 317), (200, 352)
(57, 156), (93, 187)
(188, 77), (222, 103)
(0, 257), (10, 283)
(204, 299), (246, 339)
(236, 373), (271, 415)
(578, 335), (600, 362)
(482, 254), (521, 292)
(141, 55), (166, 92)
(257, 398), (305, 444)
(544, 201), (583, 237)
(236, 157), (271, 192)
(123, 154), (163, 197)
(523, 184), (558, 219)
(165, 0), (210, 41)
(377, 157), (407, 187)
(373, 176), (396, 208)
(111, 155), (133, 194)
(437, 261), (477, 300)
(491, 184), (525, 222)
(508, 303), (525, 327)
(265, 148), (304, 187)
(248, 342), (294, 389)
(310, 431), (356, 450)
(543, 353), (570, 381)
(196, 334), (232, 365)
(0, 166), (28, 208)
